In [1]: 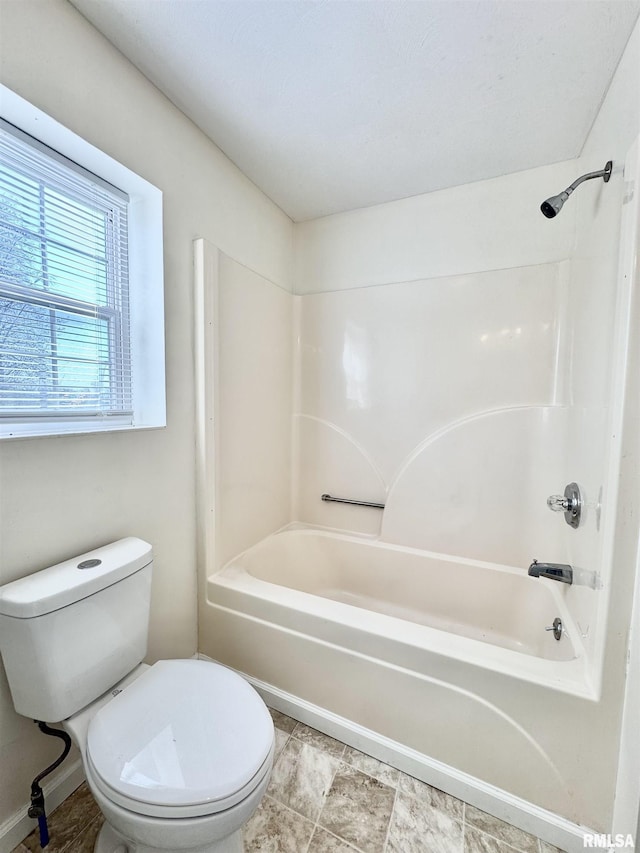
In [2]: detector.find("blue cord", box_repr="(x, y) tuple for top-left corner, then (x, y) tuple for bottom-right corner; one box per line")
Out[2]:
(37, 814), (49, 848)
(28, 723), (71, 849)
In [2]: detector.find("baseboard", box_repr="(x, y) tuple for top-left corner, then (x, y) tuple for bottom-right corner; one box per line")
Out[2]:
(200, 654), (595, 853)
(0, 759), (84, 853)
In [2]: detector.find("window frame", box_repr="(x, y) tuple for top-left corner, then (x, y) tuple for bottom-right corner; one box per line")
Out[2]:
(0, 85), (165, 440)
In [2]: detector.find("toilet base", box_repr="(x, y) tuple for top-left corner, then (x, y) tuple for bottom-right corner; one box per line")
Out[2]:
(95, 820), (128, 853)
(94, 818), (243, 853)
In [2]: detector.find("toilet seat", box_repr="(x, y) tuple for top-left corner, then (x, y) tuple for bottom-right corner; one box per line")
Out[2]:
(86, 659), (274, 819)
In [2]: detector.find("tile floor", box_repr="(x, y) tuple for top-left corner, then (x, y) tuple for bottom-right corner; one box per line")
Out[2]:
(12, 708), (566, 853)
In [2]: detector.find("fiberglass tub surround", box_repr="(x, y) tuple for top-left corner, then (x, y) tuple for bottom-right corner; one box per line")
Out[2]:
(289, 239), (615, 685)
(293, 261), (570, 557)
(200, 121), (637, 835)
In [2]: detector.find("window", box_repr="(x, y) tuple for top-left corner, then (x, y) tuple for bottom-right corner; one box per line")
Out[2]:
(0, 87), (165, 439)
(0, 120), (132, 419)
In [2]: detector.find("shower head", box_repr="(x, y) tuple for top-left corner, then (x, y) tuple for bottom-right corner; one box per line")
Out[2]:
(540, 160), (612, 219)
(540, 190), (572, 219)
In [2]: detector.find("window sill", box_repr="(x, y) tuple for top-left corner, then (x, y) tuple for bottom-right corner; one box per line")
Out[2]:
(0, 419), (166, 441)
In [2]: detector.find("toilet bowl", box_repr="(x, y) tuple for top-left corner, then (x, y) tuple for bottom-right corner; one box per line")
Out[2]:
(68, 659), (274, 853)
(0, 539), (274, 853)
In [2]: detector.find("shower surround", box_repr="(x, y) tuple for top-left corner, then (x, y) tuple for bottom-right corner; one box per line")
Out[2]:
(292, 261), (569, 567)
(198, 26), (640, 846)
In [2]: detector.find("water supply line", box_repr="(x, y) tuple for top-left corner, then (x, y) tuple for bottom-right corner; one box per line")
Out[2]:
(28, 721), (72, 848)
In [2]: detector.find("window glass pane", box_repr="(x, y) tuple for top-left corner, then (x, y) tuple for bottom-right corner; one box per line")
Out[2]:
(0, 166), (42, 288)
(45, 241), (108, 305)
(0, 225), (42, 289)
(53, 311), (112, 410)
(0, 297), (53, 407)
(0, 166), (111, 302)
(0, 165), (40, 232)
(0, 297), (114, 412)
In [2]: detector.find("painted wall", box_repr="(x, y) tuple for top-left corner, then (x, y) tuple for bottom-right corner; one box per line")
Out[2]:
(0, 0), (292, 835)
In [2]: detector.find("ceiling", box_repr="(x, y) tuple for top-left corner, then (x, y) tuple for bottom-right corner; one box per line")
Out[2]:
(68, 0), (640, 221)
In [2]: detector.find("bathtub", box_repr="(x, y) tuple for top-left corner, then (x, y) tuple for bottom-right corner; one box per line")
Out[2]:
(203, 525), (599, 828)
(208, 526), (587, 690)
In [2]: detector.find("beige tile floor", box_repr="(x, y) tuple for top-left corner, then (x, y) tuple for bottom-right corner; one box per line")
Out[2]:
(12, 708), (566, 853)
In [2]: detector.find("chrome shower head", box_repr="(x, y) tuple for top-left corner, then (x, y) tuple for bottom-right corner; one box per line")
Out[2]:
(540, 160), (612, 219)
(541, 190), (572, 219)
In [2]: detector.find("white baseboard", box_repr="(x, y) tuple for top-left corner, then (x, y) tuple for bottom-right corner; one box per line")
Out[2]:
(200, 654), (594, 853)
(0, 759), (84, 853)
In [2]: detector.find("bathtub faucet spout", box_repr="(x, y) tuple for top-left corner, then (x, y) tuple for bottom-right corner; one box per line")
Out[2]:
(528, 560), (573, 584)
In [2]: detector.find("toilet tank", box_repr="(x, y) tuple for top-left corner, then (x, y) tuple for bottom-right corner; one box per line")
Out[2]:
(0, 538), (152, 722)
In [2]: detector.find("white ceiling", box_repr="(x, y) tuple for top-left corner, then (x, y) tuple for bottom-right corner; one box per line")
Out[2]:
(69, 0), (640, 221)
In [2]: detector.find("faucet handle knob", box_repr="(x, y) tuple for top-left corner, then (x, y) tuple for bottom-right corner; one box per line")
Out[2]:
(546, 483), (583, 528)
(547, 494), (569, 511)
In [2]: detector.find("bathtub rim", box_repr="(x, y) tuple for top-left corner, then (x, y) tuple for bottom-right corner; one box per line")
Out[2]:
(208, 524), (596, 700)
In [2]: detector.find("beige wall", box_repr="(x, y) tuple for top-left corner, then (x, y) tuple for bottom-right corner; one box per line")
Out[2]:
(0, 0), (292, 830)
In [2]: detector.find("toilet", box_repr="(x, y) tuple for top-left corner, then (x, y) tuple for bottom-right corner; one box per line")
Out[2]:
(0, 538), (274, 853)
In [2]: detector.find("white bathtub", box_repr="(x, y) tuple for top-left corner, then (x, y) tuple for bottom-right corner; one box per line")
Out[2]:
(204, 526), (599, 828)
(209, 527), (586, 689)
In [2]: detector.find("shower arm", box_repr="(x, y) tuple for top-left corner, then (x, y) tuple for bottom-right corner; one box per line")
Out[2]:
(564, 162), (612, 195)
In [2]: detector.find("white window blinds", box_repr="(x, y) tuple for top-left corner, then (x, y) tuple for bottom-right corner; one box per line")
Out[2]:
(0, 119), (132, 420)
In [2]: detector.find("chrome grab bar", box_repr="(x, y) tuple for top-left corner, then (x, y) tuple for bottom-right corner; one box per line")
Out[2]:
(321, 493), (385, 509)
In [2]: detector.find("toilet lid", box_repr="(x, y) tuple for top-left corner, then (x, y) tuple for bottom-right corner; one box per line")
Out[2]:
(87, 659), (273, 814)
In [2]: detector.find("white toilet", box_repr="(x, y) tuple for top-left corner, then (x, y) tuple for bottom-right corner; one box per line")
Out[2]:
(0, 538), (274, 853)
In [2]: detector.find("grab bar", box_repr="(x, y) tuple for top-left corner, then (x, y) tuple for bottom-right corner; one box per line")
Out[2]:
(321, 493), (385, 509)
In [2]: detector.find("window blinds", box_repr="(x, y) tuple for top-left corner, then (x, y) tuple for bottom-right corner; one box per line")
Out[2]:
(0, 119), (131, 419)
